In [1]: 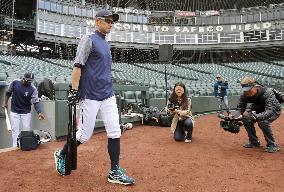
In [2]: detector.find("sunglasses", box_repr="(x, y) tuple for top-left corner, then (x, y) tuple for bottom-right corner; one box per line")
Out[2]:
(24, 79), (33, 82)
(241, 83), (253, 88)
(97, 17), (114, 24)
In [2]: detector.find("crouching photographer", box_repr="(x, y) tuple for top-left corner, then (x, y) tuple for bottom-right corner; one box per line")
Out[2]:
(166, 82), (194, 143)
(231, 76), (282, 153)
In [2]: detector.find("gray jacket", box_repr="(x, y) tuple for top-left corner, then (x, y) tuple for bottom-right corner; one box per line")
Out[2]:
(236, 86), (281, 121)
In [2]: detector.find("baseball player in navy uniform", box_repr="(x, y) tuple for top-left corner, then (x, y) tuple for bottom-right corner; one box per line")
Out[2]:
(2, 73), (45, 147)
(54, 10), (135, 185)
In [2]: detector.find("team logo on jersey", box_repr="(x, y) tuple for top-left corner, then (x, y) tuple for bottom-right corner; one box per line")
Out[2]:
(24, 92), (29, 96)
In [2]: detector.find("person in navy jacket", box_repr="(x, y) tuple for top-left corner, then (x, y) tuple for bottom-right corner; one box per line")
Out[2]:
(2, 72), (45, 147)
(213, 74), (230, 115)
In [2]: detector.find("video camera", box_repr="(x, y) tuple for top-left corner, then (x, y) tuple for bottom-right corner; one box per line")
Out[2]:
(224, 81), (228, 86)
(167, 103), (179, 111)
(218, 114), (243, 134)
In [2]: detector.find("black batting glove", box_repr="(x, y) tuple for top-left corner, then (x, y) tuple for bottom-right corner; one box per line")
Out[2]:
(243, 113), (257, 122)
(68, 89), (79, 105)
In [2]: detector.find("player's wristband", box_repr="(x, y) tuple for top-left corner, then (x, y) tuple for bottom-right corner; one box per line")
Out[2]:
(74, 63), (82, 68)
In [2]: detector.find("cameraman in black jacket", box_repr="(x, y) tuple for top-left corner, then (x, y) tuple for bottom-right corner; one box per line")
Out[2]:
(232, 77), (281, 153)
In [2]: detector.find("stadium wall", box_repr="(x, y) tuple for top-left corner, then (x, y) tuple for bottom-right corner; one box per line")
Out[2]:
(0, 95), (241, 149)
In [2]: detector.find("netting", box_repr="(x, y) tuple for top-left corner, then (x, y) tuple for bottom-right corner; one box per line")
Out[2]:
(0, 0), (283, 92)
(0, 0), (13, 43)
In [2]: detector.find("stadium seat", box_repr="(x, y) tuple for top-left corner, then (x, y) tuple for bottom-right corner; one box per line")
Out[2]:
(0, 72), (7, 81)
(153, 91), (163, 98)
(123, 91), (137, 105)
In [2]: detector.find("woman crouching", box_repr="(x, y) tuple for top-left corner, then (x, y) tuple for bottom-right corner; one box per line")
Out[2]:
(167, 82), (194, 143)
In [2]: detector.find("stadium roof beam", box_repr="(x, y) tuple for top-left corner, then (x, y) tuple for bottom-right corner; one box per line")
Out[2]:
(86, 0), (284, 11)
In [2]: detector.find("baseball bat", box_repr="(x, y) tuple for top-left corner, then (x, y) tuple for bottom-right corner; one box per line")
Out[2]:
(65, 104), (73, 175)
(65, 102), (78, 175)
(4, 108), (11, 132)
(71, 103), (77, 170)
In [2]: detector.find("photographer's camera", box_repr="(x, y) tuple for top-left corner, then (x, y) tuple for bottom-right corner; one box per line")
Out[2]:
(167, 103), (179, 111)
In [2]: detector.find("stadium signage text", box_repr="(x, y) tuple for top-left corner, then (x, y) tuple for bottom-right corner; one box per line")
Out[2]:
(175, 10), (219, 17)
(108, 22), (272, 33)
(199, 10), (220, 16)
(175, 11), (196, 17)
(112, 7), (151, 15)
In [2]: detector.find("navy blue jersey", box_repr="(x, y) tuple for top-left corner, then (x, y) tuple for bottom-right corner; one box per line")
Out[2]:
(75, 31), (114, 101)
(6, 79), (41, 114)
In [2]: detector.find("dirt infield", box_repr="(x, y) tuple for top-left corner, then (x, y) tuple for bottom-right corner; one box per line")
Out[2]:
(1, 112), (284, 192)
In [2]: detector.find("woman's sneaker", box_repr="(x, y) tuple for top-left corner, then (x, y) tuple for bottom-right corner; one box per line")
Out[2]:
(184, 133), (192, 143)
(185, 139), (192, 143)
(108, 166), (135, 185)
(54, 149), (66, 176)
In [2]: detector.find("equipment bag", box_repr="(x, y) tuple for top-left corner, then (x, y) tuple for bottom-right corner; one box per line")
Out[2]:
(159, 114), (173, 127)
(17, 131), (41, 151)
(141, 106), (161, 126)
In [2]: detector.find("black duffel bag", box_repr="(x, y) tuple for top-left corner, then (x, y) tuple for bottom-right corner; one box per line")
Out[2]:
(159, 114), (173, 127)
(17, 131), (41, 151)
